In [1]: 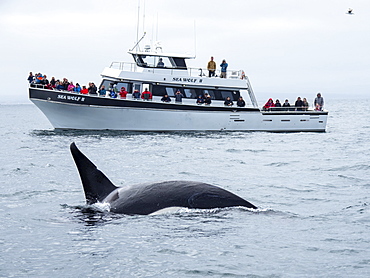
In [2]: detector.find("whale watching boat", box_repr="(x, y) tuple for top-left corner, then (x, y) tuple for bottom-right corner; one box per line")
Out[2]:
(29, 44), (328, 132)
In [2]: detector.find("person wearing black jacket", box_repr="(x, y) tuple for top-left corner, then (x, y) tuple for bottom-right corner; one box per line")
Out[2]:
(88, 82), (98, 95)
(282, 99), (290, 107)
(204, 93), (212, 105)
(161, 94), (171, 102)
(224, 96), (233, 106)
(237, 97), (246, 107)
(295, 97), (304, 111)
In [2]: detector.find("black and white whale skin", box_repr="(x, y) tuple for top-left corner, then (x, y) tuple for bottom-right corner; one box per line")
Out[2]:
(70, 142), (257, 215)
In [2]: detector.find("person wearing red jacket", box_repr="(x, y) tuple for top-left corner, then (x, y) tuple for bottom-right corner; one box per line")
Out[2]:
(141, 88), (152, 100)
(119, 87), (128, 99)
(80, 86), (89, 94)
(263, 98), (275, 110)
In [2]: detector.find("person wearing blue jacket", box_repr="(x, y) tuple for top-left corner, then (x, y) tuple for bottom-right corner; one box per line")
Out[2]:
(98, 85), (106, 97)
(220, 59), (228, 78)
(74, 83), (81, 93)
(175, 90), (183, 102)
(132, 89), (141, 99)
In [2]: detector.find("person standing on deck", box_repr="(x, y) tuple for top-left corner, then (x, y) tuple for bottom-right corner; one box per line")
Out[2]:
(141, 88), (152, 100)
(132, 89), (141, 99)
(207, 57), (216, 77)
(175, 90), (183, 103)
(119, 87), (128, 99)
(27, 72), (34, 83)
(220, 59), (228, 78)
(314, 93), (324, 111)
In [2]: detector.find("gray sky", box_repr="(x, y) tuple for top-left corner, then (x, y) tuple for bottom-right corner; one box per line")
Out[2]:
(0, 0), (369, 104)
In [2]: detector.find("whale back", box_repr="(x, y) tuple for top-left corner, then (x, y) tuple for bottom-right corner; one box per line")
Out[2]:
(109, 180), (257, 215)
(70, 142), (118, 205)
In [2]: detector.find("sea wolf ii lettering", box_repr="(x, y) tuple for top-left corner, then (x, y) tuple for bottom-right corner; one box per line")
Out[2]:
(172, 77), (198, 83)
(57, 95), (85, 102)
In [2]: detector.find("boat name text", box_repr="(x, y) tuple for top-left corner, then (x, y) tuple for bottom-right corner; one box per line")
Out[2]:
(172, 77), (201, 83)
(57, 95), (86, 102)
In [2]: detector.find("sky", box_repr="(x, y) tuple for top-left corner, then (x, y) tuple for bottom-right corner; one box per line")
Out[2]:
(0, 0), (369, 104)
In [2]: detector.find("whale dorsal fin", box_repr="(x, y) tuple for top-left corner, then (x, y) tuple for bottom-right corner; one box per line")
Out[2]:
(70, 142), (118, 205)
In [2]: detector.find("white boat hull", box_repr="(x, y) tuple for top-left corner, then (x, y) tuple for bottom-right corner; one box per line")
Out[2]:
(30, 96), (327, 132)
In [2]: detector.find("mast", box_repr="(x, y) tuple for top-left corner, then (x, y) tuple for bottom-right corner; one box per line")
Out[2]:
(135, 0), (140, 53)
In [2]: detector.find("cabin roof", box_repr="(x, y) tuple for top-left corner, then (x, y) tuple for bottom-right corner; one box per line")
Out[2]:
(128, 50), (195, 59)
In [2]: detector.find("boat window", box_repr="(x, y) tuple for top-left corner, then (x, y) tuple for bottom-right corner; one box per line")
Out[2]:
(232, 90), (241, 100)
(152, 85), (167, 96)
(134, 54), (187, 69)
(133, 83), (141, 92)
(220, 90), (233, 100)
(99, 80), (132, 92)
(134, 55), (171, 68)
(203, 89), (215, 99)
(170, 57), (187, 69)
(116, 82), (131, 92)
(165, 87), (176, 97)
(151, 84), (240, 100)
(134, 55), (147, 67)
(218, 90), (240, 101)
(183, 88), (198, 98)
(100, 80), (111, 89)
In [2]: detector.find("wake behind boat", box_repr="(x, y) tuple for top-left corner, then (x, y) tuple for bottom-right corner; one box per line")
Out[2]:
(28, 44), (328, 132)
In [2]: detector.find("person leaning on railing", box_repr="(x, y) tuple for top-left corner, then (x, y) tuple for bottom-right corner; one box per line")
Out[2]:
(224, 96), (233, 106)
(237, 97), (246, 107)
(204, 93), (212, 105)
(294, 97), (304, 111)
(263, 98), (275, 111)
(141, 88), (152, 101)
(74, 83), (81, 93)
(302, 98), (309, 111)
(196, 95), (205, 105)
(98, 85), (106, 97)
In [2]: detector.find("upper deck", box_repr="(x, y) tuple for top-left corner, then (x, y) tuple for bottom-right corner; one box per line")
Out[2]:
(98, 45), (261, 107)
(101, 46), (248, 88)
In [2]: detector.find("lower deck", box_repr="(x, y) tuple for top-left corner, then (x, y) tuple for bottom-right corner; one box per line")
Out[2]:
(29, 88), (328, 132)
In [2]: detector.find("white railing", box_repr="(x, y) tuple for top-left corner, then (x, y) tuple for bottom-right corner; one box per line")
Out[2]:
(262, 106), (320, 112)
(109, 62), (246, 80)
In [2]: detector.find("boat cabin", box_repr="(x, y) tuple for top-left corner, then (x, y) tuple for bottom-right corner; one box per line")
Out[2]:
(100, 49), (245, 102)
(128, 50), (193, 70)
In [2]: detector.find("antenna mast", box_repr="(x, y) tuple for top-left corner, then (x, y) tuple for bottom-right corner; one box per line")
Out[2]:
(135, 0), (140, 52)
(193, 20), (197, 58)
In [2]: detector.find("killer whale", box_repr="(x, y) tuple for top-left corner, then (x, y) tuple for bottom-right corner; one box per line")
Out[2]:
(70, 142), (257, 215)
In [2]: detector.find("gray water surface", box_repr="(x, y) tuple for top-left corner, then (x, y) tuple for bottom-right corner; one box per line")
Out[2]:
(0, 101), (369, 277)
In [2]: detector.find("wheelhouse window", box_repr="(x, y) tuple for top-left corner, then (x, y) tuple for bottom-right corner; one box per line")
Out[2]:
(133, 54), (187, 69)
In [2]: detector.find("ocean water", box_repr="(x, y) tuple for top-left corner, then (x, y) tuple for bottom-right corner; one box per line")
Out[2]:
(0, 100), (369, 277)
